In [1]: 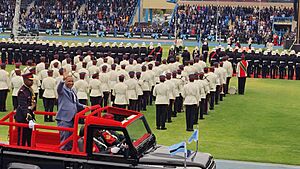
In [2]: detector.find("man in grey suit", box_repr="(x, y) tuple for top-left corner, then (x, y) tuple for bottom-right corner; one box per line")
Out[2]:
(56, 72), (86, 151)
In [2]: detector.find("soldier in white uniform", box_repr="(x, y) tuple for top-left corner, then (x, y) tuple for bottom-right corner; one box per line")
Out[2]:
(112, 75), (129, 111)
(89, 73), (103, 106)
(50, 54), (62, 70)
(0, 64), (9, 112)
(88, 60), (100, 76)
(194, 73), (206, 121)
(29, 68), (40, 110)
(213, 62), (222, 105)
(10, 69), (23, 110)
(42, 70), (57, 122)
(181, 74), (200, 131)
(74, 72), (89, 106)
(125, 71), (139, 111)
(108, 64), (119, 105)
(38, 63), (49, 99)
(36, 57), (46, 76)
(153, 75), (169, 130)
(199, 72), (210, 116)
(164, 73), (176, 123)
(204, 67), (218, 110)
(140, 66), (151, 111)
(171, 71), (181, 117)
(99, 65), (110, 107)
(23, 60), (33, 74)
(10, 62), (22, 79)
(219, 62), (227, 101)
(223, 56), (233, 94)
(135, 72), (143, 112)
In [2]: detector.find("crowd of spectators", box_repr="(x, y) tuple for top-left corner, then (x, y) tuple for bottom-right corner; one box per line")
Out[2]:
(77, 0), (138, 32)
(0, 0), (296, 45)
(0, 0), (16, 30)
(169, 5), (294, 45)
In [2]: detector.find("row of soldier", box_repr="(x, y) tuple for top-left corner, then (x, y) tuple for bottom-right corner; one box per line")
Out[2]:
(0, 39), (164, 65)
(0, 51), (234, 131)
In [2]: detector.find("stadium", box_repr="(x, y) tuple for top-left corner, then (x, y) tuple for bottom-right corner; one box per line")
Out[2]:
(0, 0), (299, 168)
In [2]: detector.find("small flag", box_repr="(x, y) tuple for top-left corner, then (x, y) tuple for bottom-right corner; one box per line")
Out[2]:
(186, 149), (193, 158)
(169, 141), (186, 156)
(188, 129), (198, 144)
(166, 0), (177, 4)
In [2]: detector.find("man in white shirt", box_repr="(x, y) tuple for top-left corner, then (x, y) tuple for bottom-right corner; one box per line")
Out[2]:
(223, 56), (233, 94)
(10, 69), (23, 110)
(42, 70), (57, 122)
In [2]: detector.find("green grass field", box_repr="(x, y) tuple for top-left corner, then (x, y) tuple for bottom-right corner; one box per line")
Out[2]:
(0, 50), (300, 165)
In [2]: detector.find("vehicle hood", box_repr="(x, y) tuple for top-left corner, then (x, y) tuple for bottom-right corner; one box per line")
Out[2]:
(138, 145), (215, 169)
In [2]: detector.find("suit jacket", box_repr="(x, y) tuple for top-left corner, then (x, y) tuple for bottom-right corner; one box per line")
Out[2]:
(56, 81), (85, 122)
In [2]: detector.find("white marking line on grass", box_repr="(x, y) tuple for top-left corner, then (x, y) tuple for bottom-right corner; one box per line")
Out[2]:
(216, 159), (300, 169)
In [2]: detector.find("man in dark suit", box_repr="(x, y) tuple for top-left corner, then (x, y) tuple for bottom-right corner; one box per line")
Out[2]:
(15, 72), (36, 147)
(56, 71), (86, 151)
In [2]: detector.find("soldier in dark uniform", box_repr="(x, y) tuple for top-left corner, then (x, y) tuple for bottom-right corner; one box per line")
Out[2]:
(132, 44), (140, 59)
(202, 41), (209, 62)
(295, 55), (300, 80)
(13, 41), (21, 63)
(288, 52), (296, 80)
(209, 49), (217, 65)
(140, 43), (148, 61)
(15, 72), (36, 147)
(278, 52), (287, 79)
(154, 43), (163, 63)
(252, 50), (261, 78)
(111, 43), (118, 59)
(245, 51), (253, 78)
(0, 41), (7, 64)
(48, 43), (55, 63)
(182, 47), (191, 65)
(270, 52), (279, 79)
(261, 52), (269, 78)
(7, 42), (14, 64)
(21, 41), (28, 65)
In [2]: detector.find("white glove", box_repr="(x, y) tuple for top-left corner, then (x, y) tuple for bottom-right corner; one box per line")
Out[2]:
(29, 120), (35, 130)
(110, 146), (120, 154)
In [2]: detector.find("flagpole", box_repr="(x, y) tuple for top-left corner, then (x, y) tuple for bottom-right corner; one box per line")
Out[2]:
(184, 142), (187, 169)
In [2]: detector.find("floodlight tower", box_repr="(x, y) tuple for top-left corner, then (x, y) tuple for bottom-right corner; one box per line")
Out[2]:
(12, 0), (22, 38)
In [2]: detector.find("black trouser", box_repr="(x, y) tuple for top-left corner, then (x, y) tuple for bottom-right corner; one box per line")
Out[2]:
(220, 84), (225, 100)
(79, 99), (88, 123)
(270, 65), (278, 79)
(238, 77), (247, 95)
(178, 94), (183, 112)
(279, 65), (286, 79)
(200, 99), (205, 119)
(0, 89), (8, 111)
(7, 51), (13, 64)
(1, 52), (6, 64)
(296, 66), (300, 80)
(156, 104), (167, 129)
(12, 96), (18, 110)
(39, 86), (44, 99)
(17, 123), (32, 147)
(225, 77), (231, 94)
(137, 95), (143, 112)
(110, 90), (115, 106)
(253, 64), (260, 78)
(102, 92), (110, 107)
(185, 105), (197, 131)
(114, 104), (127, 121)
(262, 65), (268, 78)
(204, 95), (209, 114)
(149, 86), (154, 105)
(142, 91), (150, 110)
(167, 99), (174, 122)
(215, 85), (220, 105)
(129, 99), (138, 111)
(194, 102), (200, 124)
(247, 62), (253, 78)
(209, 92), (215, 110)
(288, 65), (294, 80)
(174, 96), (180, 116)
(44, 98), (55, 121)
(90, 96), (102, 106)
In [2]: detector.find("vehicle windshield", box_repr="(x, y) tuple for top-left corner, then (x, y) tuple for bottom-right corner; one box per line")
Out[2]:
(126, 117), (150, 147)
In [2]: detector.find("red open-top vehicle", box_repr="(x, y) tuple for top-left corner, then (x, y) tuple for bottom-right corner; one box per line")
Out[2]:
(0, 105), (215, 169)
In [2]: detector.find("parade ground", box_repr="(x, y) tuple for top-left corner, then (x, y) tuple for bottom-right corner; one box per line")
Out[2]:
(0, 37), (299, 166)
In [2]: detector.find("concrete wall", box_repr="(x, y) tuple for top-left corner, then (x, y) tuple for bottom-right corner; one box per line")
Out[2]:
(143, 0), (176, 9)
